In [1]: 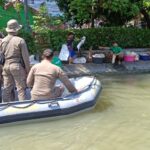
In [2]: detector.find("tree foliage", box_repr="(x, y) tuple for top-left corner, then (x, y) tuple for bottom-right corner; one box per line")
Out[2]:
(56, 0), (150, 28)
(32, 5), (50, 33)
(56, 0), (99, 26)
(102, 0), (140, 25)
(141, 0), (150, 28)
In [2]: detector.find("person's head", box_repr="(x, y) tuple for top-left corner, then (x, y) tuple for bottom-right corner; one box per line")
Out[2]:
(67, 32), (75, 41)
(112, 42), (118, 47)
(6, 19), (22, 34)
(42, 49), (54, 60)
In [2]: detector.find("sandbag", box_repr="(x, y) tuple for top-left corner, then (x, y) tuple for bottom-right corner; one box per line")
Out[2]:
(73, 57), (86, 64)
(58, 44), (69, 61)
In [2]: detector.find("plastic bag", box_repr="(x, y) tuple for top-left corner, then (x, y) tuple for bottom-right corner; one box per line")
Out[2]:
(59, 44), (69, 61)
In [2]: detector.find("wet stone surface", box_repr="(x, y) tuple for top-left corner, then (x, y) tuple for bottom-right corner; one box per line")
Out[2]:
(63, 61), (150, 77)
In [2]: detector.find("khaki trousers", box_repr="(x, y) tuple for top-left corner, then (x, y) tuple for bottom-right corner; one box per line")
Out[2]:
(31, 86), (64, 100)
(2, 63), (27, 102)
(112, 53), (124, 64)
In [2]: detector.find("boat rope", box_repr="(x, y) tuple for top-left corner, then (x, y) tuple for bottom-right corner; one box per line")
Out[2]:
(11, 101), (37, 109)
(0, 100), (37, 111)
(0, 77), (98, 111)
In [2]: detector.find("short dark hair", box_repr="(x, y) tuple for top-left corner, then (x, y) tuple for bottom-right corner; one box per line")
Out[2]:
(112, 42), (118, 45)
(42, 49), (54, 59)
(67, 32), (74, 37)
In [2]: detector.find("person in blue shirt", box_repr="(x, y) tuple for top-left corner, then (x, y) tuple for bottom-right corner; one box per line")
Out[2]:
(66, 32), (77, 64)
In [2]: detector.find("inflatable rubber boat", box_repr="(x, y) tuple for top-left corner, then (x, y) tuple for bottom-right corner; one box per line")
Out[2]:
(0, 76), (102, 124)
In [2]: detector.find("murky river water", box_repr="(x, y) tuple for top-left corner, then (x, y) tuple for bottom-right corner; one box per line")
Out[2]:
(0, 73), (150, 150)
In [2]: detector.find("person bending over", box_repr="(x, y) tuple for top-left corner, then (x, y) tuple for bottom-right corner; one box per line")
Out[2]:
(99, 42), (123, 65)
(110, 42), (123, 65)
(27, 49), (78, 100)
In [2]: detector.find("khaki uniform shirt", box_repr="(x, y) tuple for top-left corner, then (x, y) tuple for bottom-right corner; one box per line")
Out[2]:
(1, 34), (30, 74)
(27, 60), (77, 99)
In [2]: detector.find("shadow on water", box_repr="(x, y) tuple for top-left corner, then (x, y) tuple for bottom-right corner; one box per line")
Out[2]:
(94, 100), (113, 113)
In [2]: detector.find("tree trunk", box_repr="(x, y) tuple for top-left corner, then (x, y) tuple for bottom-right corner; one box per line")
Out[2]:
(91, 4), (95, 28)
(91, 15), (95, 28)
(24, 0), (30, 31)
(141, 8), (150, 28)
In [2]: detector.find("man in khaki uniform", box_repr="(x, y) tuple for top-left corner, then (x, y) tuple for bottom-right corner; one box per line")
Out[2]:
(1, 19), (30, 102)
(27, 49), (77, 100)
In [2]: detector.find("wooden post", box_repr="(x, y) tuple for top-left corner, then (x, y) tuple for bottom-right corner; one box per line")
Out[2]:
(24, 0), (30, 31)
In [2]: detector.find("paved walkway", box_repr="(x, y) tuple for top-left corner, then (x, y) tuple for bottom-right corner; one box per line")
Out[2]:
(63, 61), (150, 77)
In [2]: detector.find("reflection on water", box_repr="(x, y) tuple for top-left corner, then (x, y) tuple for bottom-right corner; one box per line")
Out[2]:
(1, 74), (150, 150)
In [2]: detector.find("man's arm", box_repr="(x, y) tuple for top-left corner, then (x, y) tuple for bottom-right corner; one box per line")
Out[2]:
(26, 66), (35, 88)
(58, 68), (77, 93)
(20, 39), (30, 74)
(99, 46), (110, 50)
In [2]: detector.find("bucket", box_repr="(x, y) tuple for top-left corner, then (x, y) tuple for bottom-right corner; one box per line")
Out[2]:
(124, 55), (135, 62)
(139, 53), (150, 61)
(92, 54), (105, 64)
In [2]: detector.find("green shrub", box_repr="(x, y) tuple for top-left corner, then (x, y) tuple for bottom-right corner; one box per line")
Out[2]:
(0, 27), (150, 54)
(19, 30), (36, 54)
(46, 27), (150, 51)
